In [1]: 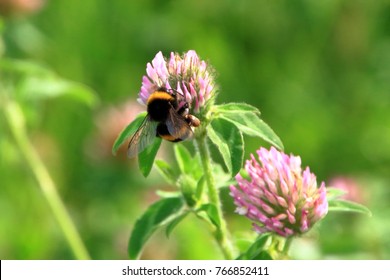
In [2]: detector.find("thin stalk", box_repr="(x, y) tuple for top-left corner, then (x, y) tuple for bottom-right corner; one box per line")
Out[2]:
(195, 135), (234, 259)
(4, 99), (90, 260)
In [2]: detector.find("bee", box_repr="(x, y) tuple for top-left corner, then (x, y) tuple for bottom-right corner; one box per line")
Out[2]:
(127, 87), (200, 158)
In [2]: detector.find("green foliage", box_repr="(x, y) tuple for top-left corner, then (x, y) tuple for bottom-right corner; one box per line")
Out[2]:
(327, 187), (372, 216)
(115, 102), (282, 180)
(174, 144), (193, 175)
(131, 142), (238, 257)
(208, 118), (244, 176)
(0, 59), (97, 106)
(138, 137), (162, 177)
(177, 174), (198, 207)
(196, 203), (221, 228)
(155, 159), (177, 185)
(236, 233), (272, 260)
(128, 197), (185, 260)
(111, 112), (147, 155)
(195, 176), (206, 200)
(214, 103), (284, 150)
(328, 200), (372, 217)
(165, 212), (189, 238)
(213, 103), (261, 115)
(326, 187), (348, 200)
(1, 0), (387, 260)
(1, 56), (97, 260)
(117, 102), (286, 257)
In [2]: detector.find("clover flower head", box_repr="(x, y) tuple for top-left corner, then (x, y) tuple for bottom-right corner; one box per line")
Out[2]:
(230, 147), (328, 237)
(138, 50), (216, 113)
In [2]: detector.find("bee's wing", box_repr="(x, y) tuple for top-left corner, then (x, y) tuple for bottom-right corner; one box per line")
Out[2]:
(127, 116), (158, 158)
(166, 109), (193, 140)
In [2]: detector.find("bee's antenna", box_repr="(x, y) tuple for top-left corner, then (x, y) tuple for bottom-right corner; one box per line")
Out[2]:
(166, 87), (186, 99)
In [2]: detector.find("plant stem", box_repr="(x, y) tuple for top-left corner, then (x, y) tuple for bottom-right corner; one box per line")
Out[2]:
(195, 135), (235, 259)
(4, 99), (90, 260)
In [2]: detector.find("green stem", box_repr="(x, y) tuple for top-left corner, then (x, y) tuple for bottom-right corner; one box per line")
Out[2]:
(195, 135), (235, 259)
(4, 99), (90, 260)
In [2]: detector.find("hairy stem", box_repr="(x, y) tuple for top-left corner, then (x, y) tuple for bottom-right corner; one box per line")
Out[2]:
(4, 99), (90, 260)
(195, 135), (235, 259)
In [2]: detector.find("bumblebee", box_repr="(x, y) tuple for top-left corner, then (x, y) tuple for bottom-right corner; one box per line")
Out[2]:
(127, 87), (200, 158)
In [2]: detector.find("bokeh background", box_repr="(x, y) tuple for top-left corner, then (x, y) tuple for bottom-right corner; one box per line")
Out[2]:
(1, 0), (389, 259)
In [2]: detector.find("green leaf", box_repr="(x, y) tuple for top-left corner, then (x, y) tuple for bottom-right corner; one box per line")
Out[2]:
(326, 187), (347, 201)
(197, 204), (221, 228)
(214, 102), (261, 115)
(213, 163), (235, 189)
(253, 251), (273, 260)
(165, 211), (189, 238)
(138, 137), (162, 177)
(328, 199), (372, 216)
(154, 159), (177, 185)
(178, 174), (198, 207)
(236, 233), (271, 260)
(155, 190), (180, 198)
(128, 197), (184, 259)
(208, 118), (244, 176)
(0, 58), (52, 76)
(0, 59), (97, 106)
(20, 78), (98, 106)
(112, 112), (147, 155)
(218, 112), (284, 150)
(174, 144), (192, 174)
(195, 176), (206, 200)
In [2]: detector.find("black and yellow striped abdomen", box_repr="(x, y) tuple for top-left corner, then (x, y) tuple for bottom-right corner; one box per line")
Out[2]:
(156, 122), (189, 142)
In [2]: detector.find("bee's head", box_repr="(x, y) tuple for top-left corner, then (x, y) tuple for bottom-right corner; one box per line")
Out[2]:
(156, 87), (190, 112)
(162, 87), (184, 98)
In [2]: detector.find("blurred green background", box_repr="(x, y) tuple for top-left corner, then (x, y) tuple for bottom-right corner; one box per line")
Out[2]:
(1, 0), (389, 259)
